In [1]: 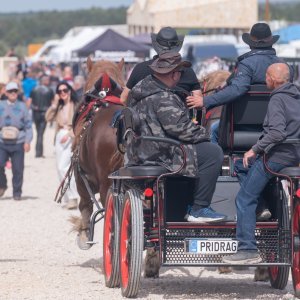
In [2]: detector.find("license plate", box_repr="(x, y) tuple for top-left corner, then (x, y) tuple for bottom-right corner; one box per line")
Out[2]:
(185, 238), (238, 254)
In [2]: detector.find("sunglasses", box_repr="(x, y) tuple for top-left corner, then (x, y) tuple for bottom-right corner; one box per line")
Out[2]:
(7, 89), (18, 94)
(57, 88), (69, 95)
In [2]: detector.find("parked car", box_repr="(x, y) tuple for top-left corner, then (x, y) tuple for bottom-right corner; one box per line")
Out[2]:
(182, 42), (238, 77)
(183, 41), (238, 62)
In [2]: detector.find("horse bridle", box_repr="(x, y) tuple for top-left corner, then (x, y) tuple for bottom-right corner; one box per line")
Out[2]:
(201, 79), (222, 96)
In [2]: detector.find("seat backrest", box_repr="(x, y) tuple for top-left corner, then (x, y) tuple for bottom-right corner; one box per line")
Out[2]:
(219, 85), (271, 152)
(116, 107), (141, 153)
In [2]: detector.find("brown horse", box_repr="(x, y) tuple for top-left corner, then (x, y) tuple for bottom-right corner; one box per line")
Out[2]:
(71, 57), (125, 249)
(200, 70), (230, 130)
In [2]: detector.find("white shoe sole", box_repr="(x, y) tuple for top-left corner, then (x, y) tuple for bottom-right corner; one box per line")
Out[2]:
(256, 210), (271, 221)
(187, 215), (226, 223)
(222, 256), (262, 264)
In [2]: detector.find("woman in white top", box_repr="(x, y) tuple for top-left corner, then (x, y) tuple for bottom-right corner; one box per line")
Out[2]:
(46, 81), (79, 209)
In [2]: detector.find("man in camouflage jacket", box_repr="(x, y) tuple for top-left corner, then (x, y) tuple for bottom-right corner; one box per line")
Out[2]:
(126, 52), (227, 223)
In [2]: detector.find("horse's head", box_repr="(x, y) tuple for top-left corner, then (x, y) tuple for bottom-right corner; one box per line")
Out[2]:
(200, 70), (230, 96)
(84, 56), (125, 97)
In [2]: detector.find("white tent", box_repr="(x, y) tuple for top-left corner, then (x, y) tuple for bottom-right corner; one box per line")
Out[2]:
(47, 25), (128, 63)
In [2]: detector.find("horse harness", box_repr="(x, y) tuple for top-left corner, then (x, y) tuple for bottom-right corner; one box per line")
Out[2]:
(55, 73), (124, 208)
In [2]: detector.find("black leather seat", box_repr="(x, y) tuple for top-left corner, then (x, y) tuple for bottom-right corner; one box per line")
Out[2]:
(279, 167), (300, 177)
(219, 85), (270, 152)
(118, 165), (169, 177)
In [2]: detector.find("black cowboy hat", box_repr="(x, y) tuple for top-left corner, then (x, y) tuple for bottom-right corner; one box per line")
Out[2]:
(242, 23), (280, 48)
(151, 27), (184, 54)
(149, 52), (191, 74)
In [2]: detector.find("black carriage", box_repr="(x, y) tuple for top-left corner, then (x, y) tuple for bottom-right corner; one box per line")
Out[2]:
(102, 85), (300, 298)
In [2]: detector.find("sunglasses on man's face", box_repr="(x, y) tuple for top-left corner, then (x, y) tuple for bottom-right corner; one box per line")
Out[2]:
(57, 88), (69, 95)
(7, 89), (18, 94)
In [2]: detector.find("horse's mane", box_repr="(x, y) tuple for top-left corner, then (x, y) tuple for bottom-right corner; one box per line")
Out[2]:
(85, 60), (125, 92)
(200, 70), (230, 95)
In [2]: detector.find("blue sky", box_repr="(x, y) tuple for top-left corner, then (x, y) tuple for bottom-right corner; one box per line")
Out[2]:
(1, 0), (133, 13)
(1, 0), (296, 13)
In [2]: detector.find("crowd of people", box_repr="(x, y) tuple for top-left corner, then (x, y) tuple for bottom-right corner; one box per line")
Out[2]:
(0, 59), (86, 208)
(0, 22), (299, 266)
(123, 23), (300, 265)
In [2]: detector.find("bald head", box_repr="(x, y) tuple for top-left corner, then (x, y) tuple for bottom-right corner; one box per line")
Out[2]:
(266, 63), (290, 89)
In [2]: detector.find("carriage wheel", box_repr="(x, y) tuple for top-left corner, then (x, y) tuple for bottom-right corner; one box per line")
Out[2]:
(292, 203), (300, 297)
(269, 186), (289, 289)
(103, 188), (120, 288)
(119, 189), (143, 298)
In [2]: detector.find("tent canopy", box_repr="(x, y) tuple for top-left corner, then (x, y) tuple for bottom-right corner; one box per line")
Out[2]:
(274, 25), (300, 44)
(74, 29), (150, 58)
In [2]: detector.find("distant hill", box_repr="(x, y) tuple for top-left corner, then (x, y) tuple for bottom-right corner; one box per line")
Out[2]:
(0, 7), (127, 56)
(0, 3), (299, 57)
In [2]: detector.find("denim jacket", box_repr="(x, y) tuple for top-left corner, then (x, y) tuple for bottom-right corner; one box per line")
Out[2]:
(203, 49), (284, 109)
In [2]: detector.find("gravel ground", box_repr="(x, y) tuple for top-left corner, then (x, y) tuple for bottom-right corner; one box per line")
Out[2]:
(0, 126), (296, 300)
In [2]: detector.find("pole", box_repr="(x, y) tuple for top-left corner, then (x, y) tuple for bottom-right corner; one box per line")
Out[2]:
(265, 0), (270, 23)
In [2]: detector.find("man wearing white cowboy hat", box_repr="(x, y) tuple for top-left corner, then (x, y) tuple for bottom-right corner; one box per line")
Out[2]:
(121, 27), (201, 103)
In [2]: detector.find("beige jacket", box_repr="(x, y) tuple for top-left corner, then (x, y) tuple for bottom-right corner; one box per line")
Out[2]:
(45, 102), (75, 138)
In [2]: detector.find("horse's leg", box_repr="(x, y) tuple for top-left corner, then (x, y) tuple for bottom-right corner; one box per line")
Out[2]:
(70, 167), (94, 250)
(144, 247), (160, 278)
(254, 266), (269, 281)
(99, 177), (111, 208)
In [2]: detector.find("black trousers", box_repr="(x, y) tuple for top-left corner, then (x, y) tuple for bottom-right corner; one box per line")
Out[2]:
(33, 111), (47, 157)
(0, 143), (24, 197)
(193, 142), (224, 208)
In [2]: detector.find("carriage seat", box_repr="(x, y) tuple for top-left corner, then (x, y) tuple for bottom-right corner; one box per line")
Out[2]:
(112, 107), (186, 179)
(279, 167), (300, 178)
(116, 165), (169, 177)
(218, 85), (271, 153)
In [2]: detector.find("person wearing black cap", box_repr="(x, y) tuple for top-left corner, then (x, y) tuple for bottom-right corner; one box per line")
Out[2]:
(121, 27), (201, 103)
(186, 23), (286, 111)
(0, 82), (32, 200)
(126, 52), (226, 223)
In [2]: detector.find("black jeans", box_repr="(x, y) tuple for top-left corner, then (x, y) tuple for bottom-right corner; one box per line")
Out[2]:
(33, 111), (47, 157)
(0, 143), (24, 197)
(193, 142), (224, 208)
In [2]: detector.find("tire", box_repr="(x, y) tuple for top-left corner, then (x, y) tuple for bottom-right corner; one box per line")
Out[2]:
(269, 184), (289, 289)
(103, 188), (120, 288)
(119, 189), (144, 298)
(292, 203), (300, 297)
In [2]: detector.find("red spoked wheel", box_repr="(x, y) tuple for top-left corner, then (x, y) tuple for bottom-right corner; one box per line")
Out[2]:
(269, 186), (289, 289)
(292, 203), (300, 297)
(103, 188), (120, 288)
(119, 189), (143, 298)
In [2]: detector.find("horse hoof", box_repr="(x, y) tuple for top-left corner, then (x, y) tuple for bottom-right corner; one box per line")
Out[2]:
(218, 266), (232, 274)
(254, 267), (269, 282)
(144, 248), (160, 278)
(76, 232), (92, 250)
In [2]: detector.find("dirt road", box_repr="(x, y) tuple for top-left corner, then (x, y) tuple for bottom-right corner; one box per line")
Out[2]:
(0, 126), (296, 299)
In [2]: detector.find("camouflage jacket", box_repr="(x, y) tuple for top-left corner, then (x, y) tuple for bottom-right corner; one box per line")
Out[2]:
(126, 75), (210, 177)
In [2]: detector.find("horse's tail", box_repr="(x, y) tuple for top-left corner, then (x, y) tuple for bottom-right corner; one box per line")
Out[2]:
(54, 160), (75, 203)
(69, 215), (84, 233)
(110, 150), (124, 171)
